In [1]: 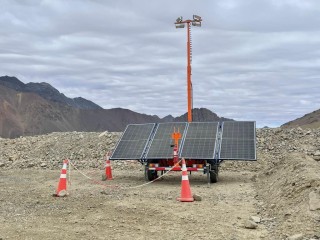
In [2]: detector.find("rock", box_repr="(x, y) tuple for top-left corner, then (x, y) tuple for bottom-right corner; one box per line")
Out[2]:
(244, 220), (258, 229)
(287, 233), (303, 240)
(27, 162), (35, 168)
(40, 163), (47, 168)
(193, 194), (202, 201)
(314, 156), (320, 161)
(100, 190), (108, 195)
(309, 191), (320, 211)
(250, 174), (257, 182)
(250, 216), (261, 223)
(99, 131), (109, 138)
(314, 151), (320, 156)
(0, 162), (5, 167)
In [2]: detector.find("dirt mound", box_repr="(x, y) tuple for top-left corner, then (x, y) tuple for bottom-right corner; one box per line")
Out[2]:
(0, 131), (121, 169)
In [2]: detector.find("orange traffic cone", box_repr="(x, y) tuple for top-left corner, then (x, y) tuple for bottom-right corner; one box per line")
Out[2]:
(55, 159), (68, 197)
(177, 158), (194, 202)
(104, 153), (113, 180)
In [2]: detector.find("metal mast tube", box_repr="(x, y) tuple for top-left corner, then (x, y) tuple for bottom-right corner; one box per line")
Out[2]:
(187, 22), (192, 122)
(175, 15), (201, 123)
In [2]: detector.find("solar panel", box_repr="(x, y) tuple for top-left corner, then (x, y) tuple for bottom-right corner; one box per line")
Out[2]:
(180, 122), (219, 159)
(110, 123), (155, 160)
(145, 122), (187, 159)
(219, 121), (256, 160)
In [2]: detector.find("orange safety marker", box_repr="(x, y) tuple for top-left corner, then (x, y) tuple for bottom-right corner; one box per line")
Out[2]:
(55, 159), (68, 197)
(171, 127), (181, 166)
(104, 153), (113, 180)
(177, 158), (194, 202)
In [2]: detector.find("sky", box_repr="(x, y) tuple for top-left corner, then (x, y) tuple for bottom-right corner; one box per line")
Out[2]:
(1, 0), (320, 127)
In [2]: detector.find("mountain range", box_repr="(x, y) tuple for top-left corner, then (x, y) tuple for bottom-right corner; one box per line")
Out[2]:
(0, 76), (233, 138)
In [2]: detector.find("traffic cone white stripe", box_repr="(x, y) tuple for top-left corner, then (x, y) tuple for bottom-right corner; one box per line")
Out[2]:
(60, 174), (67, 178)
(182, 175), (189, 180)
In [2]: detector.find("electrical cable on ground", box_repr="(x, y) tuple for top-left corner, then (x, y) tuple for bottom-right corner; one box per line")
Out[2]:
(68, 158), (182, 190)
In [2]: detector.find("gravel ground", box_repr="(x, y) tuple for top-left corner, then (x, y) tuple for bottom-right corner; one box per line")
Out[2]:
(0, 128), (320, 239)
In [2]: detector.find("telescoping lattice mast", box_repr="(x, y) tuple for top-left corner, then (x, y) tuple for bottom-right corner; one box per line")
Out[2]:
(175, 15), (202, 122)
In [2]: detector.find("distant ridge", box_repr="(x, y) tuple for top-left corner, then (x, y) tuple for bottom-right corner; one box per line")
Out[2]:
(0, 76), (102, 109)
(173, 108), (232, 122)
(281, 108), (320, 129)
(0, 76), (233, 138)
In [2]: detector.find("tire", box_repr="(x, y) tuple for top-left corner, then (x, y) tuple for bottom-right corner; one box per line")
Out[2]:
(210, 165), (219, 183)
(147, 170), (158, 181)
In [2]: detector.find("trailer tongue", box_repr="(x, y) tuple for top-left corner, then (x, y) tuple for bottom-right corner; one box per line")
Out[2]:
(110, 121), (256, 183)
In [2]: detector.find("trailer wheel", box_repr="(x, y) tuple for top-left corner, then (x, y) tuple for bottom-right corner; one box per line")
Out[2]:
(210, 166), (219, 183)
(147, 170), (158, 181)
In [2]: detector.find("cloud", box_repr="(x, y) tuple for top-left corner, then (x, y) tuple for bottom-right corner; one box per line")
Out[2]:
(1, 0), (320, 127)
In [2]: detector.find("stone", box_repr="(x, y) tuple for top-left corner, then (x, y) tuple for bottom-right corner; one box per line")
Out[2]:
(244, 220), (258, 229)
(193, 194), (202, 201)
(27, 162), (35, 168)
(314, 151), (320, 156)
(100, 190), (108, 195)
(288, 233), (303, 240)
(40, 163), (47, 167)
(0, 162), (5, 167)
(99, 131), (109, 138)
(270, 204), (276, 209)
(250, 216), (261, 223)
(309, 191), (320, 211)
(314, 156), (320, 161)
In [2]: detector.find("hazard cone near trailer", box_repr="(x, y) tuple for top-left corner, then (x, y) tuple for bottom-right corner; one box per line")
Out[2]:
(55, 159), (68, 197)
(105, 153), (113, 180)
(177, 158), (194, 202)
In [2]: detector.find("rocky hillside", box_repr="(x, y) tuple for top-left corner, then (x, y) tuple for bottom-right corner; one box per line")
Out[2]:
(0, 84), (162, 138)
(0, 76), (232, 138)
(0, 76), (101, 110)
(282, 108), (320, 129)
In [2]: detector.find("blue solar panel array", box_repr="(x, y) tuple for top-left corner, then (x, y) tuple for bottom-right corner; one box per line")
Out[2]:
(110, 121), (256, 161)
